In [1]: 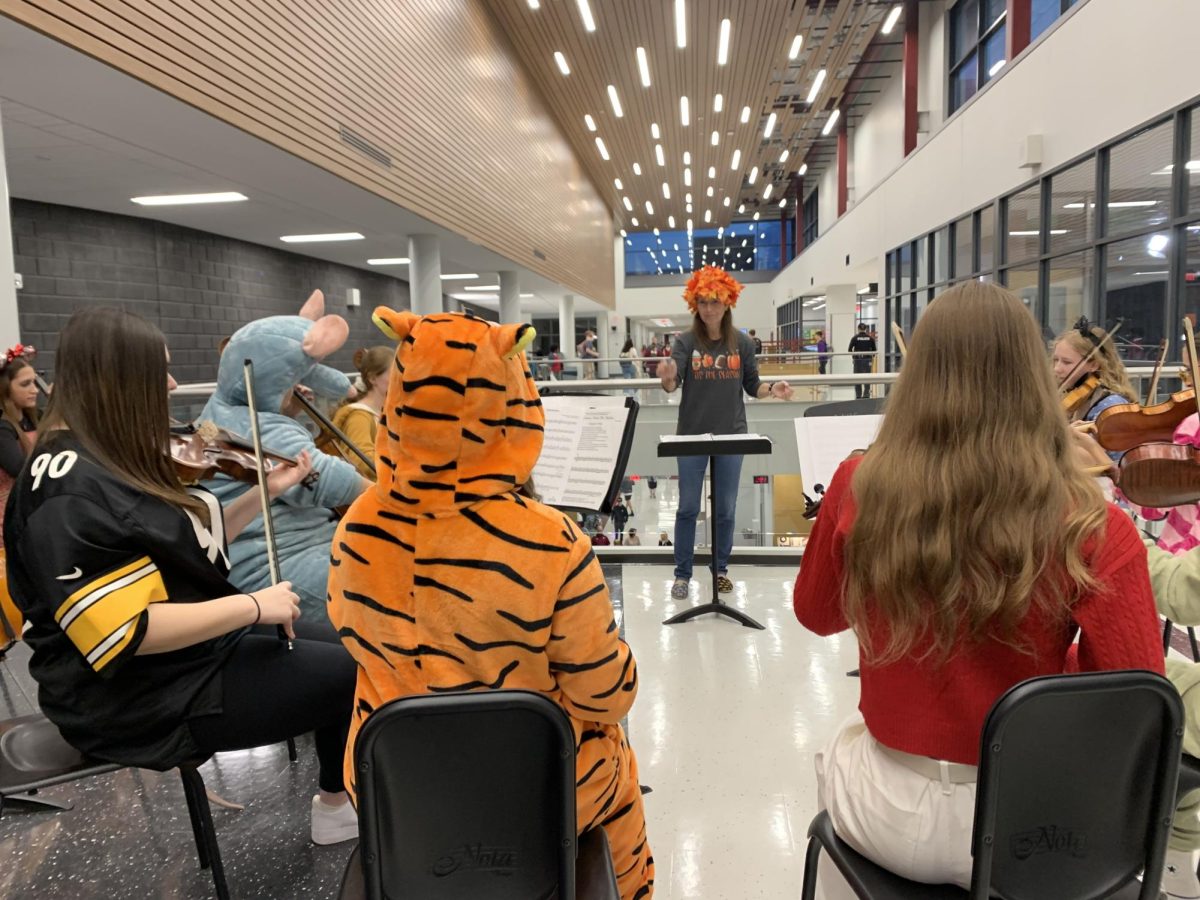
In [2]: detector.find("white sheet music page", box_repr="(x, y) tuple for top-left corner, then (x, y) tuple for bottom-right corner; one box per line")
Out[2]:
(793, 415), (884, 493)
(535, 395), (630, 509)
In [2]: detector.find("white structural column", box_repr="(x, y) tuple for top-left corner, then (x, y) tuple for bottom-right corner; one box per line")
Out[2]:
(595, 311), (611, 380)
(499, 271), (521, 324)
(825, 284), (860, 400)
(559, 294), (575, 366)
(0, 107), (19, 348)
(407, 234), (443, 315)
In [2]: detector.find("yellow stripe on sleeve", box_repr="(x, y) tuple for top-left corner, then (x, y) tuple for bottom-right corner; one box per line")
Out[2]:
(54, 557), (168, 671)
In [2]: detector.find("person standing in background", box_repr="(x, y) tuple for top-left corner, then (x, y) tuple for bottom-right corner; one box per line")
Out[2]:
(750, 329), (763, 355)
(815, 330), (830, 375)
(848, 323), (877, 399)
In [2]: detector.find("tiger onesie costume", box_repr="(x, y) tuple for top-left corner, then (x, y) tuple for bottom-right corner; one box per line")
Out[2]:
(327, 307), (654, 900)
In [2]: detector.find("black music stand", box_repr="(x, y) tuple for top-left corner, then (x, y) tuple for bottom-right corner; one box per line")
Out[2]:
(658, 434), (773, 629)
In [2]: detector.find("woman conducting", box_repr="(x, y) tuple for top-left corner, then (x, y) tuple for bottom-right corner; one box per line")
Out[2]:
(657, 266), (793, 599)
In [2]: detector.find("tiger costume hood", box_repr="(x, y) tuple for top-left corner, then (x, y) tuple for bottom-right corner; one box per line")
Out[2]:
(369, 307), (543, 514)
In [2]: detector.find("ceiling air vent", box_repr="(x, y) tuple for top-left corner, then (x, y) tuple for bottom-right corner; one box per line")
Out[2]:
(339, 126), (392, 168)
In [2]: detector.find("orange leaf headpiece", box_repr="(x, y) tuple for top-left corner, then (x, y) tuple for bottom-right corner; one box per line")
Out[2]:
(683, 266), (744, 313)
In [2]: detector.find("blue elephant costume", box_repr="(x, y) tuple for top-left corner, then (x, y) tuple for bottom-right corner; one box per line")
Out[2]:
(199, 291), (366, 627)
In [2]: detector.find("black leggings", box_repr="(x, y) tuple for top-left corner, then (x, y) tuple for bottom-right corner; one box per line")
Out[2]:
(188, 633), (355, 793)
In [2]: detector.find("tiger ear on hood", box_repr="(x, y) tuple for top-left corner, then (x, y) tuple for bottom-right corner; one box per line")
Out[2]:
(490, 323), (537, 360)
(372, 306), (420, 342)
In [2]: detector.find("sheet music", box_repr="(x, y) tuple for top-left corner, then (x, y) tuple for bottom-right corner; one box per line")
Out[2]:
(659, 432), (770, 443)
(535, 395), (631, 510)
(793, 415), (883, 493)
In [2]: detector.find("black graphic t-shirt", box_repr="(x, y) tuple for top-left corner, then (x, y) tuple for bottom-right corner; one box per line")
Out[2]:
(4, 433), (242, 769)
(670, 331), (764, 436)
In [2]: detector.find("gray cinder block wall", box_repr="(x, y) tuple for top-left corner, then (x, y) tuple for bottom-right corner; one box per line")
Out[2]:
(10, 199), (412, 385)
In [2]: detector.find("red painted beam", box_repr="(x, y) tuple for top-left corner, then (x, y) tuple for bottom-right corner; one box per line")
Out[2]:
(903, 0), (919, 156)
(794, 174), (805, 257)
(1007, 0), (1030, 62)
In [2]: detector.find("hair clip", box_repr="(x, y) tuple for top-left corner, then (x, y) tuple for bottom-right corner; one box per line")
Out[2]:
(1073, 317), (1102, 346)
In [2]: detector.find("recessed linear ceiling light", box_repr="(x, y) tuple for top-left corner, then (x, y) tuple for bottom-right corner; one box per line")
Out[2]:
(684, 168), (692, 186)
(683, 151), (692, 165)
(1009, 230), (1067, 236)
(779, 149), (789, 163)
(637, 47), (652, 87)
(554, 51), (570, 75)
(717, 18), (731, 65)
(706, 186), (714, 197)
(753, 212), (760, 221)
(614, 177), (624, 190)
(527, 0), (539, 8)
(280, 232), (363, 243)
(585, 114), (597, 131)
(714, 93), (724, 112)
(520, 292), (536, 298)
(763, 183), (774, 200)
(707, 166), (716, 178)
(680, 95), (690, 126)
(881, 4), (903, 34)
(596, 137), (610, 160)
(723, 197), (731, 207)
(788, 34), (803, 59)
(704, 210), (712, 223)
(655, 144), (666, 166)
(807, 69), (827, 104)
(633, 162), (642, 175)
(821, 109), (841, 136)
(576, 0), (596, 32)
(367, 257), (410, 265)
(132, 191), (248, 206)
(651, 122), (661, 140)
(675, 0), (686, 48)
(668, 216), (676, 228)
(731, 149), (741, 169)
(662, 182), (671, 199)
(463, 284), (501, 291)
(1062, 200), (1157, 209)
(748, 166), (759, 184)
(631, 217), (639, 226)
(440, 273), (480, 280)
(763, 112), (777, 139)
(797, 163), (808, 176)
(738, 204), (745, 214)
(711, 130), (720, 146)
(740, 106), (751, 123)
(779, 198), (787, 208)
(607, 85), (623, 117)
(623, 196), (634, 211)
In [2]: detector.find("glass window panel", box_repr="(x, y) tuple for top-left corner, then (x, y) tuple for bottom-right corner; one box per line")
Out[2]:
(933, 227), (950, 283)
(1189, 107), (1200, 214)
(898, 243), (913, 290)
(1183, 224), (1200, 352)
(951, 0), (979, 65)
(1048, 157), (1096, 253)
(983, 0), (1006, 31)
(1047, 252), (1093, 343)
(950, 54), (979, 113)
(954, 215), (973, 277)
(1105, 233), (1168, 364)
(885, 251), (894, 299)
(979, 206), (996, 272)
(1005, 185), (1042, 263)
(915, 236), (928, 287)
(1107, 119), (1174, 237)
(1004, 265), (1040, 325)
(980, 25), (1007, 85)
(914, 290), (929, 325)
(1031, 0), (1061, 40)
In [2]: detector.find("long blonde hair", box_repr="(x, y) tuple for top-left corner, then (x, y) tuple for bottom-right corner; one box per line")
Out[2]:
(845, 282), (1107, 664)
(1054, 324), (1137, 400)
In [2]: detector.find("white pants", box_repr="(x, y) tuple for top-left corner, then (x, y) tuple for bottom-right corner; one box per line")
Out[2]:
(813, 715), (977, 899)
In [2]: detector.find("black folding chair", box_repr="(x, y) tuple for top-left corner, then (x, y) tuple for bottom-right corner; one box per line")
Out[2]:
(338, 690), (621, 900)
(800, 670), (1183, 899)
(802, 397), (886, 417)
(0, 713), (232, 898)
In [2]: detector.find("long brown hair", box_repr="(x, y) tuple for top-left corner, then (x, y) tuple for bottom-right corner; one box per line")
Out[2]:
(844, 282), (1107, 664)
(38, 308), (206, 521)
(1054, 324), (1137, 400)
(689, 307), (738, 353)
(351, 346), (392, 394)
(0, 358), (39, 430)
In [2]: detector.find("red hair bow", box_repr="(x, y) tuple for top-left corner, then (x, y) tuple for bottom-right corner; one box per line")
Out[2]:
(4, 344), (34, 366)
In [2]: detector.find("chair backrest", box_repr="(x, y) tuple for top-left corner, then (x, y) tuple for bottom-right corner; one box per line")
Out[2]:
(354, 690), (578, 900)
(969, 670), (1182, 900)
(802, 398), (885, 417)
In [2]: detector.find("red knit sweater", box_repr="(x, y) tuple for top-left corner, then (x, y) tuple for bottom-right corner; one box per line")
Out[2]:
(793, 456), (1165, 766)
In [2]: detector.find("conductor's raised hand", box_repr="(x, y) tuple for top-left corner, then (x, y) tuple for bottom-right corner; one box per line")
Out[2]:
(770, 380), (794, 401)
(659, 357), (678, 389)
(253, 581), (301, 640)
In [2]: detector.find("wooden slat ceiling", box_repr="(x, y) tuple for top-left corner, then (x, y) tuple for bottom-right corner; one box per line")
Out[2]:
(486, 0), (890, 238)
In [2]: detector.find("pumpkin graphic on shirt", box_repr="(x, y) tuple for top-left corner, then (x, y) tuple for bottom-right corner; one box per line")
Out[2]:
(728, 353), (741, 371)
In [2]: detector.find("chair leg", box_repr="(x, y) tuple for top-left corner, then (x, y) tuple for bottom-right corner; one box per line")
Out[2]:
(179, 766), (230, 900)
(801, 837), (822, 900)
(287, 737), (297, 762)
(1165, 618), (1175, 655)
(1189, 627), (1200, 662)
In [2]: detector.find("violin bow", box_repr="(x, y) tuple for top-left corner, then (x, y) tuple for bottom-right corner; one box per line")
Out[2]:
(243, 359), (293, 651)
(1145, 339), (1170, 406)
(890, 322), (909, 360)
(291, 388), (374, 472)
(1058, 319), (1125, 393)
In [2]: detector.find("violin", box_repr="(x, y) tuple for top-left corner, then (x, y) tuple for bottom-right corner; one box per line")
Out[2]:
(1093, 339), (1197, 453)
(168, 422), (317, 488)
(1061, 374), (1102, 417)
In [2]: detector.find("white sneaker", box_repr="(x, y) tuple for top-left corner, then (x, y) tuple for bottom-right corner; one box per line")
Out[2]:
(311, 795), (359, 845)
(1162, 849), (1200, 899)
